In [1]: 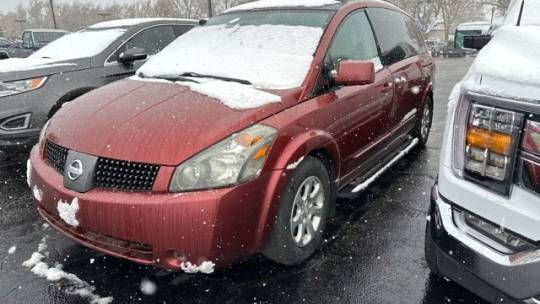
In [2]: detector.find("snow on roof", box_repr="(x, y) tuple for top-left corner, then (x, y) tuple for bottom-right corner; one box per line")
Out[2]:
(224, 0), (340, 13)
(26, 29), (69, 33)
(89, 18), (194, 29)
(462, 25), (540, 102)
(457, 22), (492, 32)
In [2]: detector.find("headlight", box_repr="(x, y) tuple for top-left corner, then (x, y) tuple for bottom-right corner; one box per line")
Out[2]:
(0, 76), (48, 98)
(38, 119), (50, 148)
(169, 124), (276, 192)
(453, 98), (524, 195)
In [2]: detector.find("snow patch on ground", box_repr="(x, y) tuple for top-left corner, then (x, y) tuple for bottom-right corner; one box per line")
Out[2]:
(140, 278), (158, 295)
(8, 246), (16, 254)
(30, 28), (127, 61)
(26, 159), (32, 187)
(139, 23), (324, 90)
(57, 198), (80, 227)
(33, 185), (43, 202)
(180, 261), (215, 274)
(177, 79), (281, 110)
(286, 156), (305, 170)
(225, 0), (339, 12)
(22, 236), (113, 304)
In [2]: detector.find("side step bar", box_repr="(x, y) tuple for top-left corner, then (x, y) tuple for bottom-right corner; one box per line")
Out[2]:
(350, 138), (419, 194)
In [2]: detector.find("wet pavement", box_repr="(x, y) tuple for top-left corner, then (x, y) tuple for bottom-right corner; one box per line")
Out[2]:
(0, 57), (488, 304)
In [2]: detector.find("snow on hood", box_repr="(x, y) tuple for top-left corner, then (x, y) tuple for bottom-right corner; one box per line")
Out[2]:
(138, 23), (324, 90)
(504, 0), (540, 26)
(462, 25), (540, 102)
(132, 75), (281, 110)
(224, 0), (339, 12)
(0, 57), (77, 73)
(30, 28), (127, 60)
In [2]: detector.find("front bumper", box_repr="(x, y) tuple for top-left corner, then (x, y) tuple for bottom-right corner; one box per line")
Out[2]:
(0, 88), (55, 155)
(29, 146), (288, 269)
(428, 185), (540, 303)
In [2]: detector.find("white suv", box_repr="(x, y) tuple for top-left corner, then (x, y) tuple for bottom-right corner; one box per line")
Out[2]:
(425, 1), (540, 303)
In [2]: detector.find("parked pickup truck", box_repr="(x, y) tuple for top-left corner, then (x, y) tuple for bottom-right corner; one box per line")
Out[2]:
(426, 0), (540, 303)
(4, 29), (69, 58)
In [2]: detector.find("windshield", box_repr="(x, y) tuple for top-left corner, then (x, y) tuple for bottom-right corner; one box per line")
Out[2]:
(32, 31), (66, 43)
(504, 0), (540, 26)
(138, 10), (333, 90)
(30, 28), (127, 60)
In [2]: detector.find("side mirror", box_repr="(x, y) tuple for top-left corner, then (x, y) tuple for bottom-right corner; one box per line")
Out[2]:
(463, 35), (492, 50)
(118, 47), (148, 64)
(0, 51), (9, 60)
(333, 60), (375, 86)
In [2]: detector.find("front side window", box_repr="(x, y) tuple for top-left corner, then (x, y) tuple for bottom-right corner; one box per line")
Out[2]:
(110, 25), (176, 63)
(22, 32), (32, 47)
(368, 8), (420, 65)
(32, 32), (66, 44)
(327, 10), (380, 71)
(138, 10), (333, 90)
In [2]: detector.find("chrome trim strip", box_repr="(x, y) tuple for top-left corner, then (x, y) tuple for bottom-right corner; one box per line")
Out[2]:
(0, 113), (31, 131)
(351, 138), (418, 193)
(436, 197), (540, 266)
(467, 91), (540, 115)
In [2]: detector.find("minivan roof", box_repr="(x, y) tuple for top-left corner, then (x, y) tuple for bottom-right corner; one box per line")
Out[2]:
(224, 0), (400, 13)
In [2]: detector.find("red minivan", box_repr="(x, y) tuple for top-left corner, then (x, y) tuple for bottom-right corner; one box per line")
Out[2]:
(28, 0), (435, 272)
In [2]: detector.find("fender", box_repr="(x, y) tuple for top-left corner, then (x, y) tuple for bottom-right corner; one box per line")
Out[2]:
(48, 87), (97, 118)
(251, 129), (341, 252)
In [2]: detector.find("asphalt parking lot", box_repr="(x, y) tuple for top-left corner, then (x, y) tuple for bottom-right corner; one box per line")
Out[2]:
(0, 57), (488, 304)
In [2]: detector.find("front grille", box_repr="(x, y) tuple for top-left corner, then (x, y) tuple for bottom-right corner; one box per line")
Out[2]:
(44, 141), (159, 192)
(45, 141), (68, 173)
(94, 158), (159, 192)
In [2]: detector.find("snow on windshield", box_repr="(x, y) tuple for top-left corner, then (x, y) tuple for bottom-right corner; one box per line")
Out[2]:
(30, 28), (127, 60)
(463, 26), (540, 101)
(225, 0), (339, 12)
(504, 0), (540, 26)
(138, 23), (324, 90)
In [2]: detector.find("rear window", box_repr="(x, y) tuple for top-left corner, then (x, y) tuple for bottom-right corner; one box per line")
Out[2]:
(33, 31), (66, 43)
(368, 8), (424, 65)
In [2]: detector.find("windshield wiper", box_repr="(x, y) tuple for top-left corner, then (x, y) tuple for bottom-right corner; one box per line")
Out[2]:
(139, 72), (200, 83)
(180, 72), (252, 85)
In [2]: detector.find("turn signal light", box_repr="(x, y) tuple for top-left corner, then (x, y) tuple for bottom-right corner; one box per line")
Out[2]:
(466, 127), (512, 155)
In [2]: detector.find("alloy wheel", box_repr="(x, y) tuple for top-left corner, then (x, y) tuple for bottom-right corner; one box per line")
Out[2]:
(290, 176), (325, 247)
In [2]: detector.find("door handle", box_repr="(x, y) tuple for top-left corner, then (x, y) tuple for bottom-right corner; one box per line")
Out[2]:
(381, 82), (393, 93)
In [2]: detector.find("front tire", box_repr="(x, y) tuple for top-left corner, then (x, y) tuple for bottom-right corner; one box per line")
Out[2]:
(263, 156), (332, 265)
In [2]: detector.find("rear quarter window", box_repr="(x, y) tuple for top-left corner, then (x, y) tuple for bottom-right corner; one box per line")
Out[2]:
(368, 8), (424, 65)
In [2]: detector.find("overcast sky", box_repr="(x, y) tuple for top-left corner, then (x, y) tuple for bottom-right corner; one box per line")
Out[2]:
(0, 0), (134, 12)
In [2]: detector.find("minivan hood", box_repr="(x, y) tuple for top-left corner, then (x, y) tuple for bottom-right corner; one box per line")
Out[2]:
(462, 26), (540, 103)
(48, 79), (300, 166)
(0, 57), (90, 82)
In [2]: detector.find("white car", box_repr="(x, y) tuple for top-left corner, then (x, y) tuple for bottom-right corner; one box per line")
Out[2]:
(425, 0), (540, 303)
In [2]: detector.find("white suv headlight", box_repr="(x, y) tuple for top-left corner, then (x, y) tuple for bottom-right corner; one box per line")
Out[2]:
(0, 76), (48, 98)
(169, 124), (276, 192)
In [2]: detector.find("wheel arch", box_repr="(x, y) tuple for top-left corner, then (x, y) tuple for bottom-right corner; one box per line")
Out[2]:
(48, 87), (97, 118)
